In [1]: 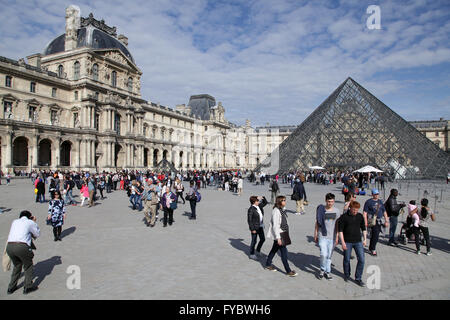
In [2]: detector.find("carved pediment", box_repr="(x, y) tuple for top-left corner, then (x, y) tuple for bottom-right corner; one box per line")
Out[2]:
(1, 93), (20, 102)
(95, 49), (140, 72)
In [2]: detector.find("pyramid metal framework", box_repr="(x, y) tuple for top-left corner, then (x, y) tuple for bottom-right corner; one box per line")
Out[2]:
(269, 77), (449, 179)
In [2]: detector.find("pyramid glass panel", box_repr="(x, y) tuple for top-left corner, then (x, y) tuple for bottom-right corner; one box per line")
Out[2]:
(261, 78), (449, 179)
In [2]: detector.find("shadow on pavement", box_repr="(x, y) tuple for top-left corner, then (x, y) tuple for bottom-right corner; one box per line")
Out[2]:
(33, 256), (62, 287)
(61, 226), (76, 239)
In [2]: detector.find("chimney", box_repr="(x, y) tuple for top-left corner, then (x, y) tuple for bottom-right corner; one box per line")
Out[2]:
(118, 34), (128, 47)
(65, 5), (81, 51)
(26, 54), (41, 68)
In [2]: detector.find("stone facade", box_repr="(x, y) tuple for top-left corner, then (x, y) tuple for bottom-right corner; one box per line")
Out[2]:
(0, 8), (284, 173)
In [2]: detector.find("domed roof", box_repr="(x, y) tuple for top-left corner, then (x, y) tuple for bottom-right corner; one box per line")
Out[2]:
(43, 25), (134, 63)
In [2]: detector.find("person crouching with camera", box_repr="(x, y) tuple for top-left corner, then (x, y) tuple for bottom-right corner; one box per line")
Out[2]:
(5, 210), (40, 295)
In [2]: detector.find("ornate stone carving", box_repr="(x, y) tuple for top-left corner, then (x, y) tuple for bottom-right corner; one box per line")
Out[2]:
(81, 13), (117, 37)
(105, 51), (127, 65)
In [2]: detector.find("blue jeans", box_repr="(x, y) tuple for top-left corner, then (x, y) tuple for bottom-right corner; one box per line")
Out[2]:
(129, 194), (136, 209)
(266, 241), (292, 274)
(318, 237), (334, 273)
(134, 195), (143, 211)
(250, 227), (265, 255)
(389, 216), (398, 243)
(343, 242), (365, 281)
(65, 190), (75, 204)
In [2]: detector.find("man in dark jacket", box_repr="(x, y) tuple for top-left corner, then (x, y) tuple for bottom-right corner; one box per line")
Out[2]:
(385, 189), (406, 246)
(247, 196), (268, 260)
(292, 179), (307, 215)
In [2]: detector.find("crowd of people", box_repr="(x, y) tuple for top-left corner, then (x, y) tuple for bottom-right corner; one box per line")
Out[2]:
(246, 172), (437, 286)
(2, 167), (439, 295)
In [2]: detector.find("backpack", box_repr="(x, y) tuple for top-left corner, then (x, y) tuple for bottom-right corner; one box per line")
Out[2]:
(195, 190), (201, 202)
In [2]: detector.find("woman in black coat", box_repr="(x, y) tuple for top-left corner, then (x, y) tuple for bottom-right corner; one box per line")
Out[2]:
(247, 196), (268, 260)
(36, 178), (46, 203)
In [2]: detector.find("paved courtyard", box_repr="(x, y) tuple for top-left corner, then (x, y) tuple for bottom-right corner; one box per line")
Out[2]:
(0, 178), (449, 300)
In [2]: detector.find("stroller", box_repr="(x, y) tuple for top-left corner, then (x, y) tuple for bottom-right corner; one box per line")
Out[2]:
(398, 215), (424, 245)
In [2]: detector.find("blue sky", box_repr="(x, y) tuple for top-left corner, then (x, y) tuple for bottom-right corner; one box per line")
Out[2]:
(0, 0), (449, 126)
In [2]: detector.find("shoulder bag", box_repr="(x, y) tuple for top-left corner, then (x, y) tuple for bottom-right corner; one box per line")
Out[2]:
(368, 201), (380, 228)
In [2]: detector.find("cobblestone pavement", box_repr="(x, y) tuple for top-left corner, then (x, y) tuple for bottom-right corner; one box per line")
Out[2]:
(0, 178), (449, 300)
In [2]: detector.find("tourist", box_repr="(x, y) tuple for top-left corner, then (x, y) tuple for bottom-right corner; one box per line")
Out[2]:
(88, 177), (96, 207)
(160, 186), (177, 227)
(35, 177), (45, 203)
(265, 196), (297, 277)
(80, 181), (89, 207)
(314, 193), (340, 280)
(363, 189), (389, 256)
(408, 202), (421, 255)
(385, 189), (406, 246)
(338, 201), (367, 286)
(292, 178), (307, 215)
(143, 179), (158, 227)
(175, 179), (185, 204)
(237, 176), (243, 196)
(134, 181), (144, 211)
(64, 176), (77, 206)
(343, 192), (356, 214)
(129, 180), (137, 210)
(247, 196), (268, 260)
(47, 191), (66, 241)
(417, 198), (435, 255)
(5, 210), (40, 295)
(186, 181), (198, 220)
(269, 178), (280, 204)
(98, 177), (106, 199)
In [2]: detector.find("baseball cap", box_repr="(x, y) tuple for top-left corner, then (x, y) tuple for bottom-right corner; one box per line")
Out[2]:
(371, 188), (379, 195)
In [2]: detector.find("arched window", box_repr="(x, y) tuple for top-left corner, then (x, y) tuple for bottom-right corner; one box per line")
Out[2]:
(74, 61), (80, 80)
(92, 64), (99, 81)
(127, 77), (133, 91)
(58, 65), (64, 78)
(111, 71), (117, 87)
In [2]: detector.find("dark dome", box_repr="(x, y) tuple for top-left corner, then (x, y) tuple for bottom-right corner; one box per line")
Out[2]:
(43, 26), (134, 63)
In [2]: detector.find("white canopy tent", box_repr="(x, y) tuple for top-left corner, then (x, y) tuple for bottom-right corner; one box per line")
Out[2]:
(354, 165), (383, 173)
(309, 166), (325, 170)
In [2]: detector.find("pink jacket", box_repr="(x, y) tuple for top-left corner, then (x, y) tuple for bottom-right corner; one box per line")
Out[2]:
(81, 185), (89, 197)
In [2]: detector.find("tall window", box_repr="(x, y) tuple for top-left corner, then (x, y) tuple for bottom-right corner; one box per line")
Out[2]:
(52, 88), (57, 98)
(51, 110), (58, 125)
(74, 91), (78, 100)
(73, 112), (79, 127)
(92, 63), (99, 81)
(74, 61), (80, 80)
(127, 77), (133, 91)
(29, 106), (37, 121)
(3, 101), (12, 119)
(58, 65), (64, 78)
(114, 113), (121, 135)
(111, 71), (117, 87)
(95, 113), (100, 131)
(5, 76), (12, 87)
(30, 82), (36, 93)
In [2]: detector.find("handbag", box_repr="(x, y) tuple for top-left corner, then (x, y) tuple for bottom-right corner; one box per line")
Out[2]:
(170, 201), (177, 210)
(34, 188), (38, 194)
(280, 231), (291, 246)
(2, 241), (11, 272)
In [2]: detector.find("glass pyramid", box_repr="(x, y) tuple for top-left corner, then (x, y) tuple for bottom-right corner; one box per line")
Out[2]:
(267, 77), (449, 179)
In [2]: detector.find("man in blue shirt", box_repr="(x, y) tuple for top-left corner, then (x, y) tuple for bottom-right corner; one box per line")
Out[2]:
(363, 189), (389, 256)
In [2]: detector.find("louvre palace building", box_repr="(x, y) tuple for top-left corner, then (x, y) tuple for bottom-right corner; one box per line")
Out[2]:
(0, 6), (448, 175)
(0, 6), (296, 174)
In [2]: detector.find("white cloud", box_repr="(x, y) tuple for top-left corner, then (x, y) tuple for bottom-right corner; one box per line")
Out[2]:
(0, 0), (448, 126)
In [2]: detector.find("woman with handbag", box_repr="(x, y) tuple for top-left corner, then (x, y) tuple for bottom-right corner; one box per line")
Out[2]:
(264, 196), (297, 277)
(47, 191), (66, 241)
(160, 186), (177, 227)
